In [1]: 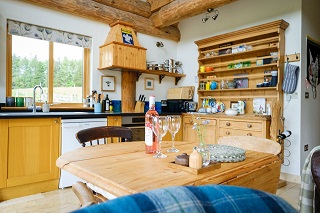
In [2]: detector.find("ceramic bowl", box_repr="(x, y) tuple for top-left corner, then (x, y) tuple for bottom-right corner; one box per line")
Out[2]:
(225, 108), (238, 116)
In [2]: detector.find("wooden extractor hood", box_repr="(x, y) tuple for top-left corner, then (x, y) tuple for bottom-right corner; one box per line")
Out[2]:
(99, 21), (147, 113)
(99, 21), (147, 70)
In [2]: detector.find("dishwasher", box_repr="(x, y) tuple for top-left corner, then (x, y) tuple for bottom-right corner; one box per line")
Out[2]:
(59, 118), (107, 188)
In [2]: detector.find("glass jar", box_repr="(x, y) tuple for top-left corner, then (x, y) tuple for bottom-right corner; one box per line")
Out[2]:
(196, 142), (210, 167)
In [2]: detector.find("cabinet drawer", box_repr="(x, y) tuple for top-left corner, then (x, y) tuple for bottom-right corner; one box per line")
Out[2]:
(219, 128), (263, 137)
(184, 116), (217, 126)
(219, 120), (262, 131)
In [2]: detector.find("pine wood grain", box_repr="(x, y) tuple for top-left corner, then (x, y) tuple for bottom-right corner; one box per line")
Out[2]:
(21, 0), (181, 42)
(150, 0), (239, 28)
(57, 141), (281, 196)
(92, 0), (151, 18)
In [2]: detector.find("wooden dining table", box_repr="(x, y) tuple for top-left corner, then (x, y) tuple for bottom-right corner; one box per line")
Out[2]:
(56, 141), (281, 197)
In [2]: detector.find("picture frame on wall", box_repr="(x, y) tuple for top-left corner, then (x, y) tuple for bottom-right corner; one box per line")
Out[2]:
(144, 78), (154, 90)
(101, 76), (115, 91)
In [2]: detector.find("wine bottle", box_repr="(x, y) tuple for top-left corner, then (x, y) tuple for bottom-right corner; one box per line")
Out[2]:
(105, 94), (110, 112)
(145, 95), (159, 154)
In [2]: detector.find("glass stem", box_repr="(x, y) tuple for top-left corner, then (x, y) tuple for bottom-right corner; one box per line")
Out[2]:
(158, 137), (162, 154)
(171, 134), (176, 148)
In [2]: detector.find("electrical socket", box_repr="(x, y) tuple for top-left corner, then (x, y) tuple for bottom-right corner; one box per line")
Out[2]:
(304, 144), (309, 151)
(305, 92), (309, 99)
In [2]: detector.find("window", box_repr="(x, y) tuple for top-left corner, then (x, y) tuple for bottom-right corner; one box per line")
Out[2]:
(53, 42), (84, 103)
(7, 20), (91, 106)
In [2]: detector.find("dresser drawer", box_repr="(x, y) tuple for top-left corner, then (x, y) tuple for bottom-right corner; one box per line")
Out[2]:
(219, 120), (262, 131)
(219, 128), (264, 137)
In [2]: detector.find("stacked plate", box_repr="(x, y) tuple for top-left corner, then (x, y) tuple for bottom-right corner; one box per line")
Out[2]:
(207, 144), (246, 162)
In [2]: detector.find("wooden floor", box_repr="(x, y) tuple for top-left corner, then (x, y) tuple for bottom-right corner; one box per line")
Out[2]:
(0, 182), (300, 212)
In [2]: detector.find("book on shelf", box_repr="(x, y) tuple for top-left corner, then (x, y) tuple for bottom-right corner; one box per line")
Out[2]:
(253, 98), (266, 114)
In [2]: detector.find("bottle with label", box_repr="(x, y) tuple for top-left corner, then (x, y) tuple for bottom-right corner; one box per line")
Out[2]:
(105, 94), (110, 112)
(145, 95), (159, 154)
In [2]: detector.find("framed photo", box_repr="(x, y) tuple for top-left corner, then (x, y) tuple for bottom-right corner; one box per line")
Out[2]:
(101, 76), (115, 91)
(144, 78), (154, 90)
(230, 102), (239, 110)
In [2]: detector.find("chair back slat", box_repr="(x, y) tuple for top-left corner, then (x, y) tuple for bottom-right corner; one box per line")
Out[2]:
(76, 126), (133, 147)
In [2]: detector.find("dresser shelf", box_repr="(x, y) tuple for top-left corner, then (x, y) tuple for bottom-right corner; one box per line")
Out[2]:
(99, 65), (186, 85)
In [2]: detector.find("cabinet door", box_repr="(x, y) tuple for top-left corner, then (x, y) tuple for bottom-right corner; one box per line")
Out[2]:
(107, 116), (121, 143)
(108, 116), (121, 126)
(183, 116), (198, 143)
(0, 120), (8, 188)
(183, 115), (217, 144)
(7, 118), (60, 187)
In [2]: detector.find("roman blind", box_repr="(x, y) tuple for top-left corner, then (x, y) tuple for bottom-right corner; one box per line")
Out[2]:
(7, 19), (92, 49)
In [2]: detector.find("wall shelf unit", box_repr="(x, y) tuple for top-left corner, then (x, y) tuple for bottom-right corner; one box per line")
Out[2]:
(194, 19), (289, 114)
(98, 65), (186, 85)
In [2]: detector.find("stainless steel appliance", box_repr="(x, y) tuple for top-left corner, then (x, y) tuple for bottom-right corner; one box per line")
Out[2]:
(122, 116), (145, 141)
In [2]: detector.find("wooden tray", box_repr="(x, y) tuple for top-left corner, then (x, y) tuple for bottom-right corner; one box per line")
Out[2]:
(168, 161), (221, 175)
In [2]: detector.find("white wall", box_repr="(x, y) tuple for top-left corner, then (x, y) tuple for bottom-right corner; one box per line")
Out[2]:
(177, 0), (302, 176)
(0, 0), (178, 103)
(300, 0), (320, 169)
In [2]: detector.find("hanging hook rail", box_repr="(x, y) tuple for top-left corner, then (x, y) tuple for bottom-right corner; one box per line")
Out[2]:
(285, 53), (300, 62)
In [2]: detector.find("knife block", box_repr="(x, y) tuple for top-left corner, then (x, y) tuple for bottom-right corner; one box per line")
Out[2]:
(135, 101), (145, 113)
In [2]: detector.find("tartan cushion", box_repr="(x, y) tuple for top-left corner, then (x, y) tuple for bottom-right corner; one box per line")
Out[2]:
(72, 185), (297, 213)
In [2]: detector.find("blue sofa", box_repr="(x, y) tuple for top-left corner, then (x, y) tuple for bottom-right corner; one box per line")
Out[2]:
(72, 185), (297, 213)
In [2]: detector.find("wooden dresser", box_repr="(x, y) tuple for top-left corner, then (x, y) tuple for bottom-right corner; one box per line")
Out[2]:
(183, 114), (270, 144)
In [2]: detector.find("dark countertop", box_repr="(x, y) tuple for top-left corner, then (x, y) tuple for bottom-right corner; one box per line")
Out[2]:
(0, 111), (182, 119)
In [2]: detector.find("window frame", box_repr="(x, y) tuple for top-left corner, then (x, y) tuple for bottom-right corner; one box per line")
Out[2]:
(6, 33), (90, 107)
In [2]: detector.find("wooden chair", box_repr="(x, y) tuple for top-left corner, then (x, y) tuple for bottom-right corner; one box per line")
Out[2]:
(217, 136), (281, 155)
(76, 126), (133, 147)
(73, 126), (133, 207)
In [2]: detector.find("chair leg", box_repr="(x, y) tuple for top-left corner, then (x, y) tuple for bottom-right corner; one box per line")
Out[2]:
(72, 181), (96, 208)
(93, 192), (108, 203)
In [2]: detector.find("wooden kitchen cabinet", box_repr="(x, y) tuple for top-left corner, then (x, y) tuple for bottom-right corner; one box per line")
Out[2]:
(194, 20), (288, 114)
(182, 114), (217, 144)
(107, 116), (121, 126)
(0, 118), (60, 201)
(0, 120), (8, 189)
(182, 114), (270, 144)
(218, 118), (270, 138)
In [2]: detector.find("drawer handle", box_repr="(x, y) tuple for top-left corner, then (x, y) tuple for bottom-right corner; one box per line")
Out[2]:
(247, 124), (252, 128)
(226, 131), (230, 135)
(247, 133), (252, 136)
(226, 122), (230, 126)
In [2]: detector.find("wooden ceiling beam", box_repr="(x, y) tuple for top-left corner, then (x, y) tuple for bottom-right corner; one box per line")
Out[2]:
(147, 0), (174, 13)
(151, 0), (239, 28)
(21, 0), (181, 42)
(92, 0), (151, 18)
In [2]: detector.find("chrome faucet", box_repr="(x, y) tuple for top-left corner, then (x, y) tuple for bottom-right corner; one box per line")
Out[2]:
(33, 85), (43, 113)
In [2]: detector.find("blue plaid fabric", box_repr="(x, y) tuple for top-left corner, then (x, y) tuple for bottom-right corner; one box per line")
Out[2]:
(72, 185), (297, 213)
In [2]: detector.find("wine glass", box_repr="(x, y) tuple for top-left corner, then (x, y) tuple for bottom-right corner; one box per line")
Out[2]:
(167, 115), (181, 153)
(152, 116), (168, 158)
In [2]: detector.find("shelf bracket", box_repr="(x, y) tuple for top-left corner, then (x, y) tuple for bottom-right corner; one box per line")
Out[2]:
(135, 71), (142, 81)
(175, 77), (182, 85)
(159, 74), (166, 84)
